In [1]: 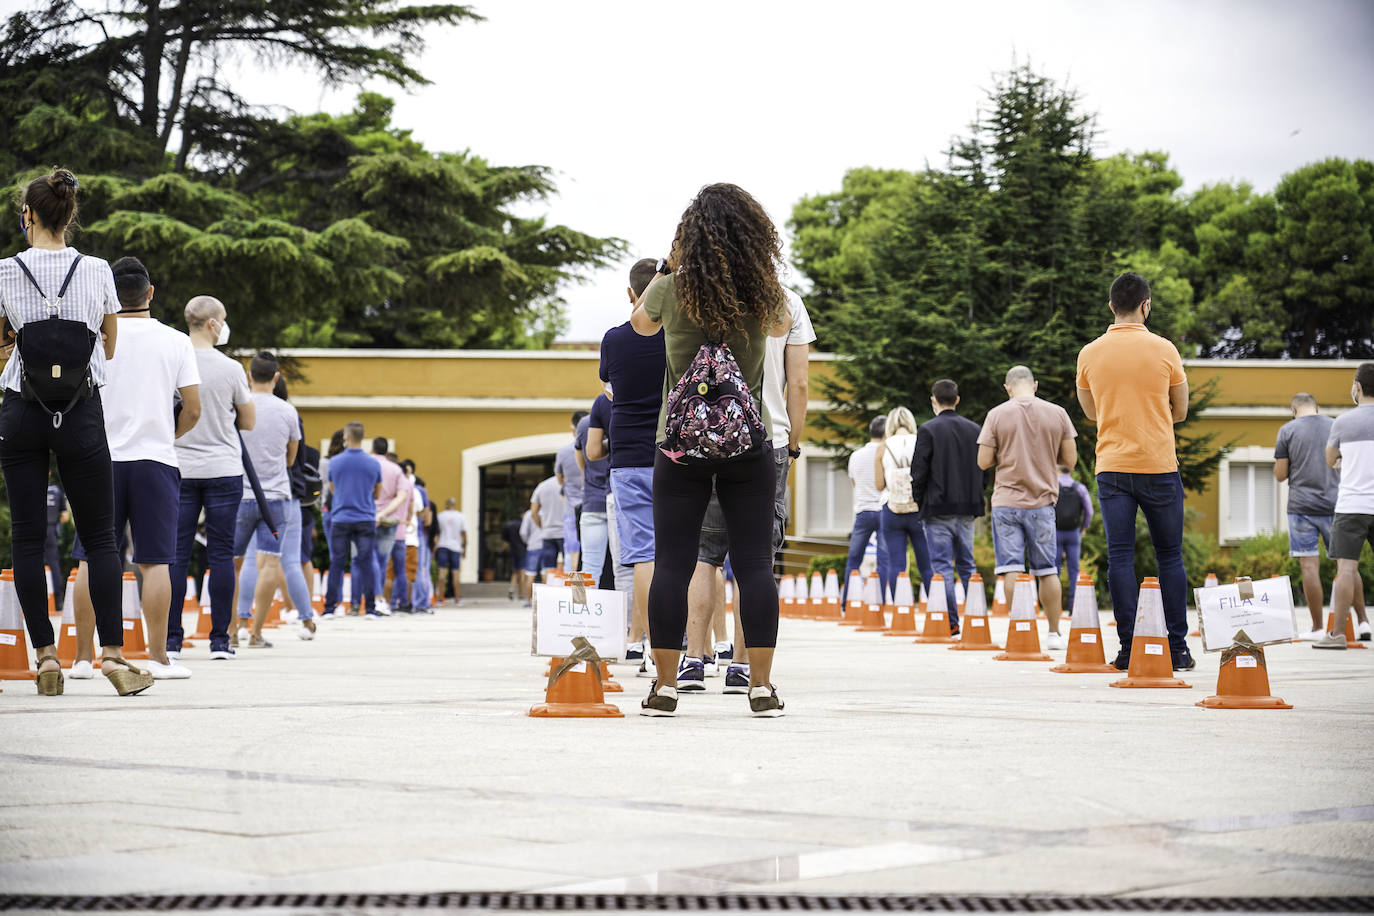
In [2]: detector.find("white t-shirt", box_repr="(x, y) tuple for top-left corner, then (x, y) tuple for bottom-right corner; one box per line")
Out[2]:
(848, 440), (882, 513)
(1329, 403), (1374, 515)
(763, 289), (817, 449)
(404, 488), (425, 546)
(102, 318), (200, 467)
(437, 509), (467, 552)
(879, 432), (918, 508)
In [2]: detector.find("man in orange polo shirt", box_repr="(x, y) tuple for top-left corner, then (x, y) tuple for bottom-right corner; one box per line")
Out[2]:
(1076, 272), (1194, 672)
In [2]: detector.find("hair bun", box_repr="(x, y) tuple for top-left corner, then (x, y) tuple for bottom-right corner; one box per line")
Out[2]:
(48, 168), (78, 196)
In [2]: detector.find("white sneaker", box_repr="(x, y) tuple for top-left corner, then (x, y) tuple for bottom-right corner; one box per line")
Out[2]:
(375, 599), (391, 613)
(1298, 627), (1325, 642)
(1358, 621), (1372, 642)
(1045, 631), (1067, 650)
(298, 621), (316, 641)
(147, 659), (192, 679)
(69, 660), (95, 679)
(636, 655), (657, 678)
(166, 650), (181, 661)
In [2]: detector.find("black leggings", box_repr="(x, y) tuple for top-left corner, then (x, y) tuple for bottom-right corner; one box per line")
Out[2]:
(649, 447), (779, 650)
(0, 392), (124, 648)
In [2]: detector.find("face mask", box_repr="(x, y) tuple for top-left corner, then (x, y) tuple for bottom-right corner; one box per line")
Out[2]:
(215, 321), (231, 346)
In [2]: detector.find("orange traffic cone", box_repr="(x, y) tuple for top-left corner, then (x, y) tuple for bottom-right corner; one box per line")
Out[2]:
(885, 573), (919, 636)
(917, 582), (927, 615)
(1110, 577), (1190, 689)
(856, 578), (889, 632)
(842, 570), (865, 624)
(0, 569), (37, 679)
(56, 571), (93, 667)
(118, 572), (149, 660)
(1325, 610), (1367, 649)
(990, 576), (1009, 616)
(805, 571), (825, 619)
(1190, 572), (1219, 636)
(45, 565), (56, 614)
(791, 574), (807, 619)
(995, 573), (1051, 661)
(951, 573), (999, 651)
(1051, 573), (1117, 673)
(914, 574), (958, 644)
(1197, 635), (1290, 709)
(819, 569), (843, 620)
(190, 574), (214, 640)
(954, 580), (967, 621)
(530, 639), (623, 718)
(778, 574), (797, 619)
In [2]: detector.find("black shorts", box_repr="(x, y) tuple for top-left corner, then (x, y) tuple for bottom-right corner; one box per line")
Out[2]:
(1330, 513), (1374, 561)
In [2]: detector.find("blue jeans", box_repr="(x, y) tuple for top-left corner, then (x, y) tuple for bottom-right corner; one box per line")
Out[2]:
(236, 497), (315, 620)
(328, 519), (378, 613)
(843, 510), (886, 602)
(1096, 471), (1189, 655)
(1055, 529), (1082, 612)
(388, 538), (409, 607)
(168, 476), (243, 648)
(580, 511), (610, 587)
(372, 522), (400, 598)
(412, 536), (433, 610)
(880, 506), (932, 600)
(924, 515), (976, 627)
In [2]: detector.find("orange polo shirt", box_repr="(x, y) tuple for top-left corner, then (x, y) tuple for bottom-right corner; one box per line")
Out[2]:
(1075, 324), (1187, 474)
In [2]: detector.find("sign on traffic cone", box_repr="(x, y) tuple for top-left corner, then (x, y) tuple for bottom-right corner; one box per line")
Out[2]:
(1051, 573), (1117, 673)
(119, 572), (149, 660)
(820, 569), (843, 620)
(1197, 632), (1291, 709)
(951, 573), (998, 651)
(530, 637), (623, 718)
(995, 573), (1051, 661)
(914, 574), (957, 644)
(56, 571), (92, 667)
(885, 573), (919, 636)
(1110, 577), (1190, 688)
(991, 576), (1009, 616)
(856, 579), (889, 631)
(806, 571), (826, 619)
(778, 575), (797, 618)
(0, 569), (37, 679)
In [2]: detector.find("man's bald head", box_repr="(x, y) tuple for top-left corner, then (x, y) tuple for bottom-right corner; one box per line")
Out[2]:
(1005, 365), (1034, 386)
(1004, 365), (1037, 398)
(185, 295), (225, 331)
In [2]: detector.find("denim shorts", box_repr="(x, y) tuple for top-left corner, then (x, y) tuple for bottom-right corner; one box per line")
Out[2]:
(435, 546), (462, 570)
(610, 466), (655, 564)
(1287, 513), (1332, 558)
(524, 543), (543, 573)
(991, 505), (1058, 576)
(234, 498), (287, 557)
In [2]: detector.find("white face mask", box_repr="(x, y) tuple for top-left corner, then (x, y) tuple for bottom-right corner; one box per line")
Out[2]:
(215, 320), (231, 346)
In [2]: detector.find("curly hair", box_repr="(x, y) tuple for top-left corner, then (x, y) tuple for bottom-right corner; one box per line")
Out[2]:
(668, 183), (785, 343)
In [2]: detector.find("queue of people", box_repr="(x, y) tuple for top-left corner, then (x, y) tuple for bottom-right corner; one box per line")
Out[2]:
(2, 168), (1368, 710)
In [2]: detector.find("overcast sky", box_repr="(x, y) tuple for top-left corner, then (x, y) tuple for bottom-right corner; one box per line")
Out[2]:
(237, 0), (1374, 343)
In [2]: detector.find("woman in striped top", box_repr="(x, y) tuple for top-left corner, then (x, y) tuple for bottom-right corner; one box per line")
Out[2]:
(0, 168), (154, 696)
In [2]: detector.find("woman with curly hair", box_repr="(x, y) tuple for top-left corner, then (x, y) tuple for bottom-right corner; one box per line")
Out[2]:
(630, 183), (791, 718)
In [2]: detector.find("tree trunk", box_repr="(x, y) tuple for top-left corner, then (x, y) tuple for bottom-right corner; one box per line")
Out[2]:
(141, 1), (165, 141)
(159, 30), (194, 152)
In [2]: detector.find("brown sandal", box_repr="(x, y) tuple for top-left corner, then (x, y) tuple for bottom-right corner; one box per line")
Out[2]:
(100, 656), (154, 697)
(35, 651), (63, 696)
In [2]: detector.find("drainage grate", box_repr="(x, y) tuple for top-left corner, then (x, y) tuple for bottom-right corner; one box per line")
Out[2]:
(0, 895), (1368, 913)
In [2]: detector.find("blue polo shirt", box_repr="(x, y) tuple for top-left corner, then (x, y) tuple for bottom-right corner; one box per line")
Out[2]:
(328, 448), (382, 524)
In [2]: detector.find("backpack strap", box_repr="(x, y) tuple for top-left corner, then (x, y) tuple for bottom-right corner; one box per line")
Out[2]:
(11, 254), (84, 312)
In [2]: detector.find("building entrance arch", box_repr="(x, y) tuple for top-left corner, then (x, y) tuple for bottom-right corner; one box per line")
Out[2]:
(459, 433), (569, 585)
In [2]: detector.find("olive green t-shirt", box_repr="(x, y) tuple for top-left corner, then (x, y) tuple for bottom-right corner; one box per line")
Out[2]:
(641, 274), (772, 442)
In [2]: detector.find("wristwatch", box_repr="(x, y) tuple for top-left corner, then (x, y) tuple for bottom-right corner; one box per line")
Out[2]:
(656, 257), (672, 275)
(787, 446), (801, 459)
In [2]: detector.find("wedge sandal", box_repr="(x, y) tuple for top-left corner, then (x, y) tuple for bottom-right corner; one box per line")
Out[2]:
(101, 656), (154, 697)
(35, 652), (63, 696)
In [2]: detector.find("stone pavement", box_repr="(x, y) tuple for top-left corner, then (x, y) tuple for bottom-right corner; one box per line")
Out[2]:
(1, 597), (1372, 900)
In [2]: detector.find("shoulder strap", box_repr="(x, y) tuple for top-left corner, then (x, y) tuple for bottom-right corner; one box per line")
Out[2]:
(10, 253), (84, 308)
(56, 253), (84, 300)
(12, 257), (46, 301)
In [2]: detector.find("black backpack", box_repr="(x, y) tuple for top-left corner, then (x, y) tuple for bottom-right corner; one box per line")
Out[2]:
(10, 255), (97, 427)
(1056, 482), (1085, 531)
(291, 440), (323, 506)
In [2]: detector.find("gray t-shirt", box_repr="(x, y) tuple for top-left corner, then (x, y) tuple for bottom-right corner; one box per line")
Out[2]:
(241, 392), (300, 499)
(1328, 404), (1374, 515)
(554, 441), (584, 508)
(1275, 414), (1339, 515)
(531, 475), (565, 541)
(175, 348), (252, 480)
